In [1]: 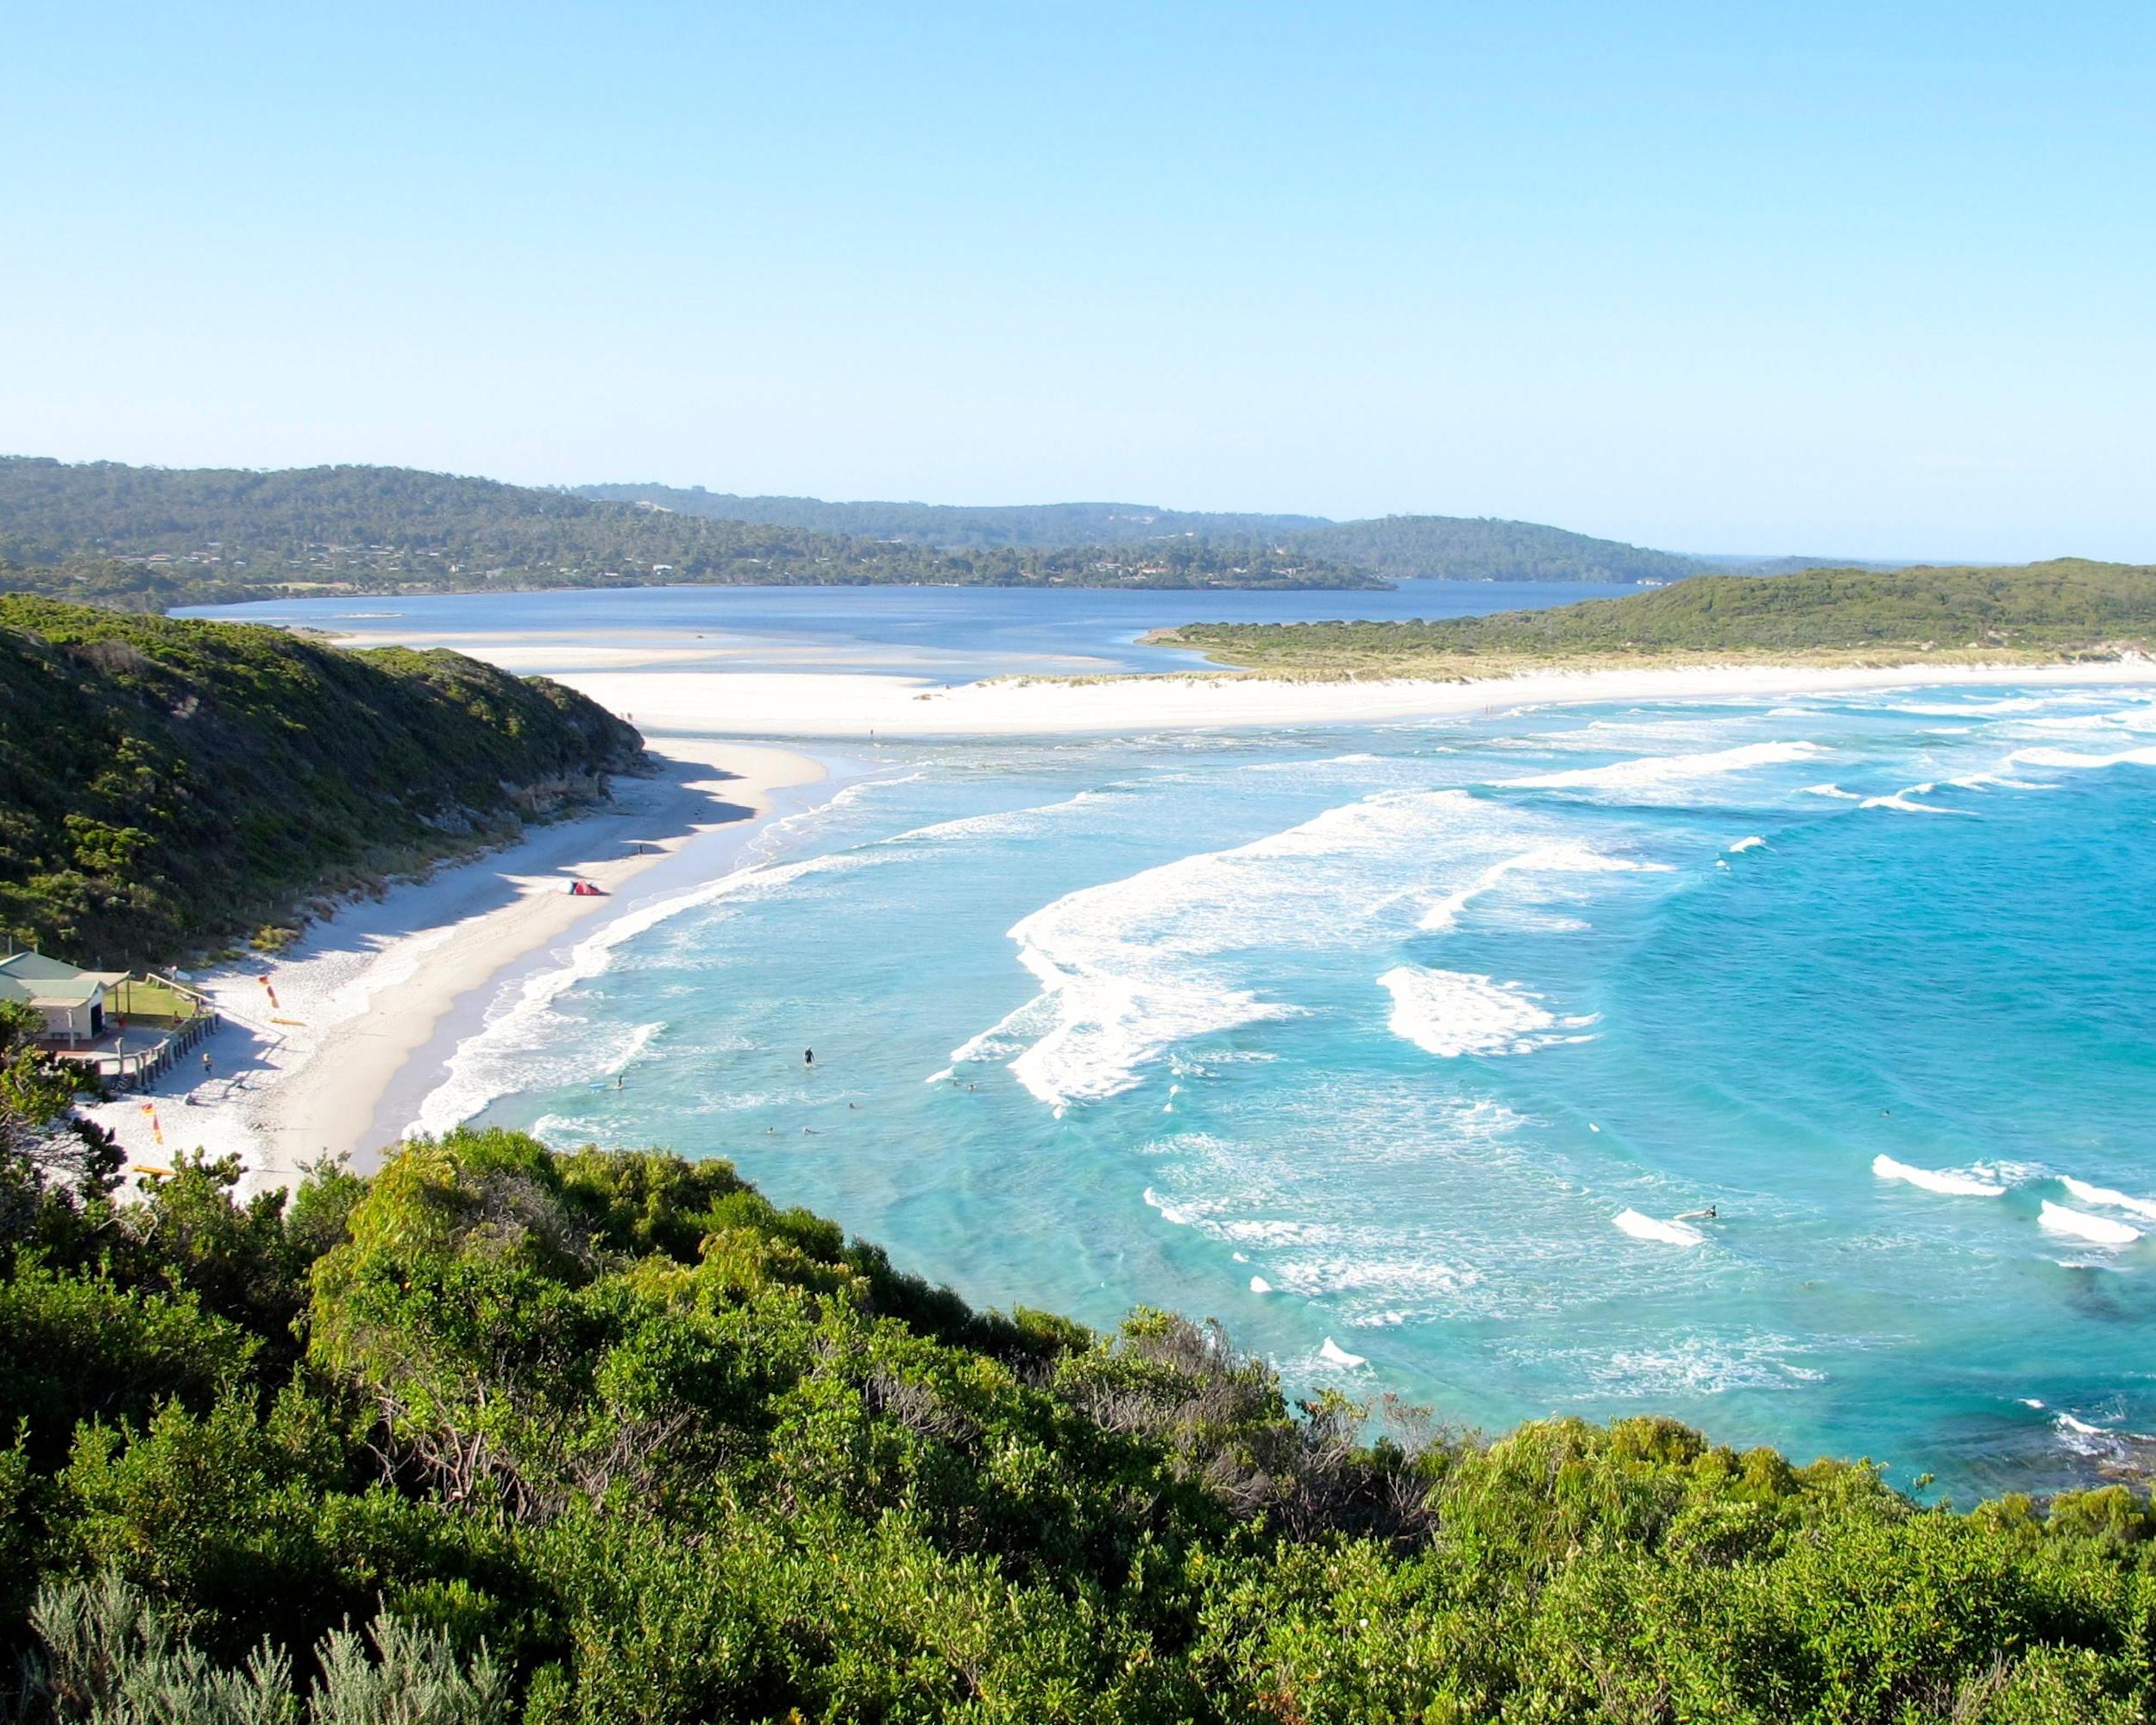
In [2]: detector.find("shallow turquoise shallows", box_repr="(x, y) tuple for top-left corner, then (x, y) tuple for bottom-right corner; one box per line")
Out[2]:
(380, 679), (2154, 1499)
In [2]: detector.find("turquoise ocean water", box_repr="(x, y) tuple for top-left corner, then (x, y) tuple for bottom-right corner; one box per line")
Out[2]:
(199, 590), (2156, 1496)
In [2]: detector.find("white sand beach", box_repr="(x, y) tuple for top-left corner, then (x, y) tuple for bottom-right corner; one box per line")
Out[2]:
(559, 657), (2156, 741)
(86, 739), (823, 1191)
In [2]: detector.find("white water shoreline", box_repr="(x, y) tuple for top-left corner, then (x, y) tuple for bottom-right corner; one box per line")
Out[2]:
(87, 739), (827, 1191)
(85, 648), (2156, 1193)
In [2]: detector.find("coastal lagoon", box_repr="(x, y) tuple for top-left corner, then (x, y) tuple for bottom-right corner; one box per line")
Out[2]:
(198, 587), (2156, 1495)
(190, 577), (1652, 677)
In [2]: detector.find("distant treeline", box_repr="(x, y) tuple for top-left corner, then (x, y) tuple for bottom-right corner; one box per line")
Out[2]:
(0, 460), (1380, 608)
(1156, 559), (2156, 674)
(570, 483), (1329, 548)
(0, 598), (644, 963)
(0, 458), (1872, 614)
(576, 481), (1733, 583)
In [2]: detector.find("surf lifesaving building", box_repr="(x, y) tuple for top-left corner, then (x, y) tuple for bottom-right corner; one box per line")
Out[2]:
(0, 951), (128, 1044)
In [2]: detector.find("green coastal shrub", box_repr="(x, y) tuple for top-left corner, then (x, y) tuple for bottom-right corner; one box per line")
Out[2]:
(0, 1129), (2148, 1722)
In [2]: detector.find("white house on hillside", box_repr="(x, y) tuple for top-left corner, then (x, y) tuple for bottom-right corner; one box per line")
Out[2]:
(0, 952), (129, 1044)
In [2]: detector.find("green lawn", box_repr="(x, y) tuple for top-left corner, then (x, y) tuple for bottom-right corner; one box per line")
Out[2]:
(109, 977), (205, 1023)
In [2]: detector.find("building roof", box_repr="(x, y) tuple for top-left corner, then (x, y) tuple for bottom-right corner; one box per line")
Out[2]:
(0, 953), (126, 986)
(0, 952), (82, 981)
(0, 973), (102, 1006)
(0, 953), (123, 1013)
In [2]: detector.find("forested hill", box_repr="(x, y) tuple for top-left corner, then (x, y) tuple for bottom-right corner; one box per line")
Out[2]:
(1, 457), (1929, 599)
(0, 598), (644, 964)
(1155, 558), (2156, 675)
(571, 482), (1328, 547)
(577, 481), (1730, 581)
(0, 459), (1380, 606)
(1285, 513), (1713, 584)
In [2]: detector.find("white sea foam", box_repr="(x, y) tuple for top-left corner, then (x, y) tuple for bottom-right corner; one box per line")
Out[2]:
(2008, 743), (2156, 771)
(1416, 842), (1669, 931)
(2050, 1410), (2156, 1467)
(1000, 944), (1298, 1110)
(1588, 1335), (1826, 1394)
(1612, 1208), (1705, 1247)
(1950, 772), (2048, 791)
(1318, 1337), (1369, 1369)
(1505, 739), (1826, 793)
(1241, 752), (1386, 772)
(1859, 783), (1970, 815)
(1249, 1275), (1273, 1294)
(1892, 695), (2081, 717)
(1268, 1251), (1474, 1301)
(2059, 1176), (2156, 1221)
(1801, 783), (1863, 799)
(1727, 835), (1768, 853)
(868, 790), (1120, 851)
(2039, 1200), (2143, 1246)
(1871, 1155), (2007, 1197)
(959, 785), (1593, 1109)
(1377, 966), (1594, 1058)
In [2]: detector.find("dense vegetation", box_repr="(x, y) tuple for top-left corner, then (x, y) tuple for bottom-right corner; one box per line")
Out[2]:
(570, 485), (1328, 549)
(1156, 559), (2156, 677)
(0, 460), (1380, 605)
(0, 1120), (2148, 1722)
(0, 599), (644, 966)
(575, 483), (1744, 582)
(3, 458), (1965, 602)
(1283, 515), (1709, 585)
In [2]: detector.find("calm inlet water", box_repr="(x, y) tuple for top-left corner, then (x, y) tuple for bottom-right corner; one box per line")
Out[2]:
(196, 588), (2156, 1495)
(185, 577), (1650, 676)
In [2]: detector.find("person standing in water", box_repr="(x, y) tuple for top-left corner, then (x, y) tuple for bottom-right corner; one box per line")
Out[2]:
(803, 1048), (814, 1069)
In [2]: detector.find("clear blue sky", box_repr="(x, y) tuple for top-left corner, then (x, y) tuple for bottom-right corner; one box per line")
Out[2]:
(5, 3), (2152, 558)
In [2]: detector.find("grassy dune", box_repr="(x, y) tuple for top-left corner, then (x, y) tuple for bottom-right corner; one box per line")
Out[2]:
(1152, 559), (2156, 679)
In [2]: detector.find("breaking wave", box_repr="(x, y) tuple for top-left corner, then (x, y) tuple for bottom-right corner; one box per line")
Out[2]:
(2039, 1200), (2143, 1247)
(2008, 743), (2156, 772)
(1859, 784), (1971, 815)
(954, 786), (1625, 1109)
(2059, 1176), (2156, 1221)
(1505, 740), (1826, 794)
(1612, 1209), (1705, 1247)
(1417, 842), (1669, 931)
(1377, 966), (1593, 1058)
(1872, 1155), (2006, 1197)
